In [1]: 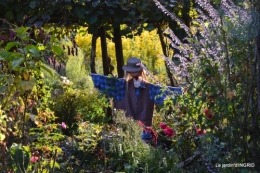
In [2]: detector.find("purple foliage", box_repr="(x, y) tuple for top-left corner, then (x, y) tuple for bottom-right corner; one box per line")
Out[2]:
(153, 0), (253, 85)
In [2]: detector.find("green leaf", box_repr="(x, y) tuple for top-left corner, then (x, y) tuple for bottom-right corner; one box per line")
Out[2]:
(39, 64), (54, 77)
(0, 52), (12, 61)
(12, 58), (24, 70)
(5, 11), (14, 20)
(0, 86), (7, 94)
(23, 145), (31, 153)
(29, 48), (40, 56)
(51, 45), (62, 56)
(20, 79), (36, 91)
(4, 42), (20, 51)
(49, 160), (60, 169)
(13, 27), (30, 38)
(30, 1), (36, 8)
(26, 45), (38, 51)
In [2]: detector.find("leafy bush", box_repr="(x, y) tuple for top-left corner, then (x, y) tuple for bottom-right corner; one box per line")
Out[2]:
(51, 85), (110, 135)
(58, 121), (103, 172)
(0, 22), (66, 171)
(99, 110), (182, 172)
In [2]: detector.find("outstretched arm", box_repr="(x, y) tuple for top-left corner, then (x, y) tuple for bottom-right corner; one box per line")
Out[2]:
(149, 83), (183, 104)
(90, 74), (126, 101)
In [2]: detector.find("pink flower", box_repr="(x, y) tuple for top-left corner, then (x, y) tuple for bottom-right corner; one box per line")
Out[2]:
(196, 128), (207, 136)
(30, 156), (39, 163)
(61, 122), (66, 129)
(163, 127), (175, 137)
(160, 122), (167, 129)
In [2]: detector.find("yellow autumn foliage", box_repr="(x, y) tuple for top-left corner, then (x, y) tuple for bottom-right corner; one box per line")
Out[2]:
(75, 28), (168, 83)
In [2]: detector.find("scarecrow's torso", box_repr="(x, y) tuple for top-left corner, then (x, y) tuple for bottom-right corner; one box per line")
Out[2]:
(115, 78), (154, 126)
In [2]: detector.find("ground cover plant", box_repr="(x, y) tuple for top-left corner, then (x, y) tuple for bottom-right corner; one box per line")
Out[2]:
(0, 0), (260, 173)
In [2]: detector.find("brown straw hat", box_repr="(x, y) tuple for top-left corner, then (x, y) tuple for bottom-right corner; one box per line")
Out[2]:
(122, 57), (143, 72)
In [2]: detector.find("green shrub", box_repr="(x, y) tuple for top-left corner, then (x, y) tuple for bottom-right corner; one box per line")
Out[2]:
(101, 110), (182, 172)
(58, 121), (103, 172)
(65, 45), (94, 90)
(51, 86), (110, 135)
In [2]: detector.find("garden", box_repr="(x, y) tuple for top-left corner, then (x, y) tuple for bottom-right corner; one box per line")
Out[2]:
(0, 0), (260, 172)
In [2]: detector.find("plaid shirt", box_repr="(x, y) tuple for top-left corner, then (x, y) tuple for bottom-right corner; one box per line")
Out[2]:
(90, 74), (183, 104)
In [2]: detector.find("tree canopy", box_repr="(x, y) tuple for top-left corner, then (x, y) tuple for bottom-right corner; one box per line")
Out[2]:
(0, 0), (178, 34)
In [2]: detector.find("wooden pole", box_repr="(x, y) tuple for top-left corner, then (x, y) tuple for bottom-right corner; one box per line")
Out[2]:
(113, 24), (124, 78)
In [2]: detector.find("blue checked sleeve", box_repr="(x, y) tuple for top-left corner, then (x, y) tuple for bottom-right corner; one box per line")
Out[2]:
(90, 74), (126, 101)
(149, 83), (183, 104)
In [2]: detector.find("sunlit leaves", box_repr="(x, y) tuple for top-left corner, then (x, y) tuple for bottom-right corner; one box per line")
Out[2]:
(0, 110), (7, 141)
(12, 58), (24, 70)
(49, 160), (60, 169)
(20, 78), (36, 91)
(51, 45), (62, 55)
(12, 27), (30, 38)
(4, 42), (20, 51)
(39, 64), (54, 77)
(26, 45), (40, 56)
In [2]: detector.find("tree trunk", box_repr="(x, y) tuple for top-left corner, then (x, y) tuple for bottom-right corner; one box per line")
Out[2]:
(114, 25), (124, 78)
(90, 31), (98, 73)
(156, 23), (178, 87)
(98, 26), (112, 120)
(99, 26), (110, 75)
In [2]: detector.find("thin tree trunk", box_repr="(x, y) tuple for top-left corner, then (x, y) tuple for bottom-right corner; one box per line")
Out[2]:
(90, 32), (98, 73)
(156, 23), (178, 87)
(98, 26), (112, 120)
(114, 25), (124, 78)
(99, 26), (110, 75)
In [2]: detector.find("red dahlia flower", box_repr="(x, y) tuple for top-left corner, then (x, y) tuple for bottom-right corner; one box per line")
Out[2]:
(160, 122), (167, 129)
(163, 126), (175, 137)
